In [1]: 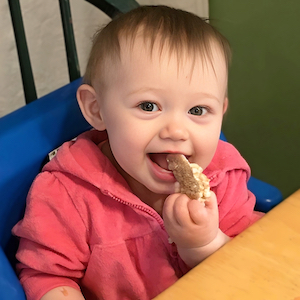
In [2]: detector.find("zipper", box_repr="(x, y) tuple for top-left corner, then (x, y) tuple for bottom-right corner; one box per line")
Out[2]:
(104, 190), (166, 230)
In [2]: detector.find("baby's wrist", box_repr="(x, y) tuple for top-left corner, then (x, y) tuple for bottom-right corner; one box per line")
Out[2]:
(177, 229), (230, 268)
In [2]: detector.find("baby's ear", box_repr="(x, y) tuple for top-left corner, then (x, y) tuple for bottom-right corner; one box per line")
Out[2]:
(77, 84), (106, 131)
(223, 97), (228, 114)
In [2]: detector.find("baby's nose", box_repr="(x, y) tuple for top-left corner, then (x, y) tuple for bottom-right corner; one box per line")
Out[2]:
(159, 120), (189, 141)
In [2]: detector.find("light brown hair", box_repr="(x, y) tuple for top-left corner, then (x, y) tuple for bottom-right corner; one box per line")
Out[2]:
(83, 5), (231, 86)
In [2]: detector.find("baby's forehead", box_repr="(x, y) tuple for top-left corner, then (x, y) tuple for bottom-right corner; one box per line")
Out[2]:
(118, 34), (227, 73)
(93, 32), (228, 100)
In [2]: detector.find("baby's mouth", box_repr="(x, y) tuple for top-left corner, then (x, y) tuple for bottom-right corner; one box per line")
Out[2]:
(148, 153), (170, 171)
(148, 153), (190, 171)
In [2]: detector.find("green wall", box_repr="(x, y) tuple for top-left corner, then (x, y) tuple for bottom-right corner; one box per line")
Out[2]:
(209, 0), (300, 198)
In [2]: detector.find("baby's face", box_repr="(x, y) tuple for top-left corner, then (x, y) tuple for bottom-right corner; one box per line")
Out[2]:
(97, 37), (228, 197)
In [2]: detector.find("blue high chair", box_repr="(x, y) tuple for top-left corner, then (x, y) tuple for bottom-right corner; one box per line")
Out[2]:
(0, 1), (282, 299)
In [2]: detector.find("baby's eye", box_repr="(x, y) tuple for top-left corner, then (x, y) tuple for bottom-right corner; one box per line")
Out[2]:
(138, 102), (159, 112)
(188, 106), (208, 116)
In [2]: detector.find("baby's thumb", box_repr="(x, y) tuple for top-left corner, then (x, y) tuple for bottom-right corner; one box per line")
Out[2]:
(203, 190), (218, 209)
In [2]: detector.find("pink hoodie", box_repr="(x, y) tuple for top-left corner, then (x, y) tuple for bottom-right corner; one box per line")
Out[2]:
(13, 130), (261, 300)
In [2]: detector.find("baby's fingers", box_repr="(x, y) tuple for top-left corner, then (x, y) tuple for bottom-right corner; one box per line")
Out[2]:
(163, 194), (190, 226)
(188, 191), (218, 224)
(172, 194), (191, 226)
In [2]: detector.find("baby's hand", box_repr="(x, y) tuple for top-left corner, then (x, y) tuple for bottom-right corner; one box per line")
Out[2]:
(163, 191), (229, 267)
(163, 191), (219, 249)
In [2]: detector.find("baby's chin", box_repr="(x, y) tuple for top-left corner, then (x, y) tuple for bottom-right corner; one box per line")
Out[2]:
(146, 182), (179, 196)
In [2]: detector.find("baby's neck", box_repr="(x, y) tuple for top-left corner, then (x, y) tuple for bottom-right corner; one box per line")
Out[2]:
(130, 181), (167, 216)
(100, 140), (166, 216)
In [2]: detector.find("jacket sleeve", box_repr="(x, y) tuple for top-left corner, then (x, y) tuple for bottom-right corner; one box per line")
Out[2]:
(12, 172), (90, 300)
(212, 168), (264, 238)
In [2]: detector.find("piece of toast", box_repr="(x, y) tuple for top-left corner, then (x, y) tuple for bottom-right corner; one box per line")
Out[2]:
(167, 154), (211, 201)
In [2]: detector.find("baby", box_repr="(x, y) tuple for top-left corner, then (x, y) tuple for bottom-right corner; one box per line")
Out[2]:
(13, 5), (261, 300)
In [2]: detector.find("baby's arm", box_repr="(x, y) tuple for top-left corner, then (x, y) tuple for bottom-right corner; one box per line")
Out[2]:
(12, 172), (90, 299)
(41, 286), (85, 300)
(163, 191), (230, 268)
